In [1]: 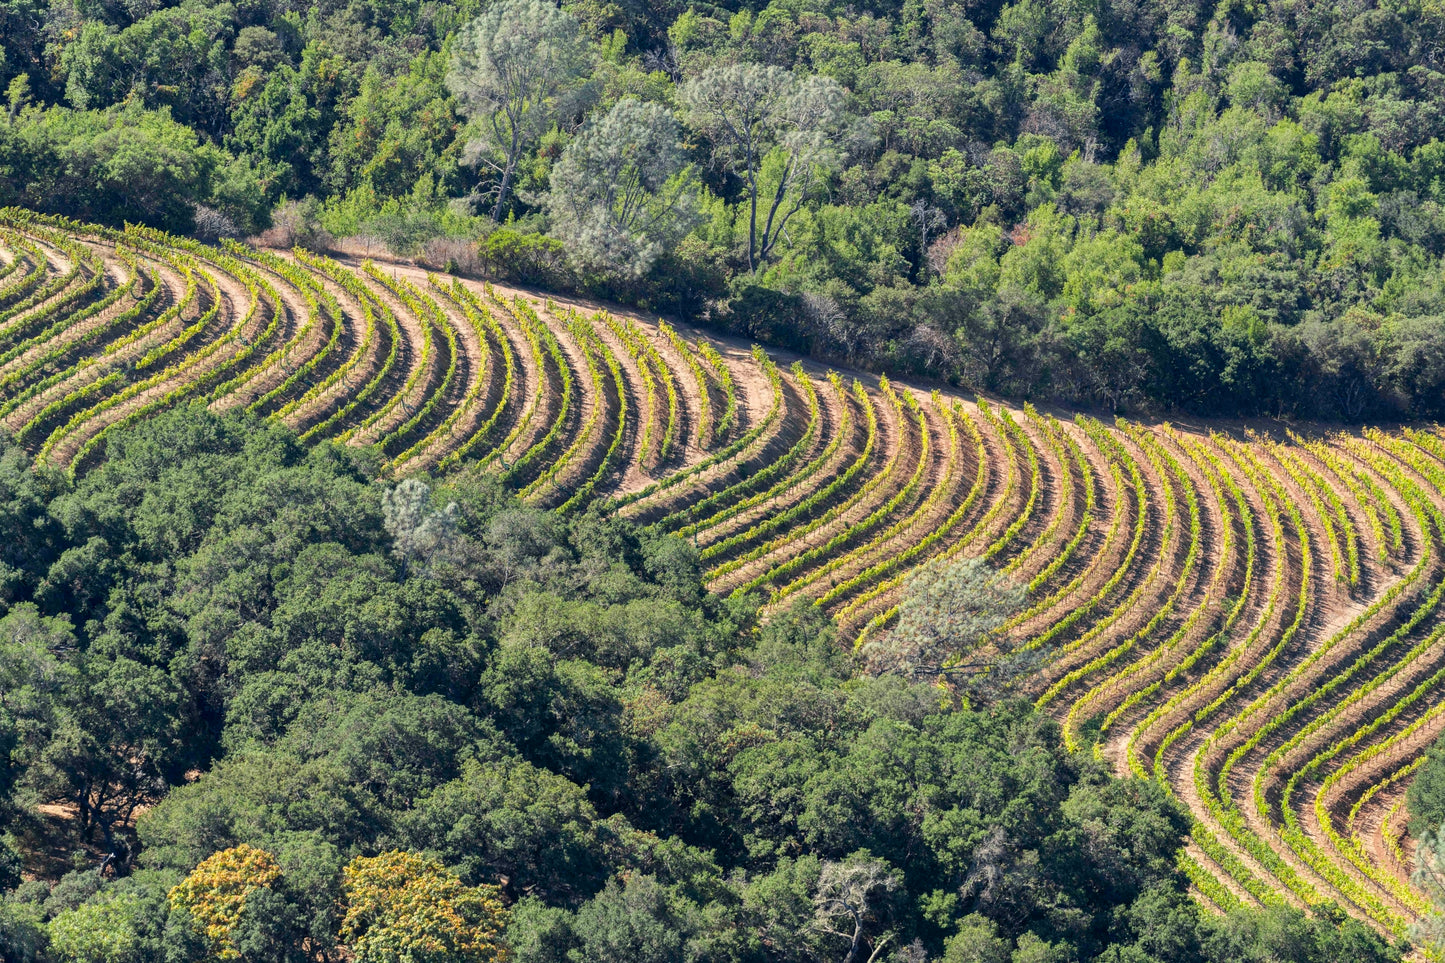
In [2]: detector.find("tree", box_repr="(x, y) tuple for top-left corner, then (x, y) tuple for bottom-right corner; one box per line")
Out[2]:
(47, 885), (152, 963)
(1414, 822), (1445, 951)
(567, 874), (691, 963)
(168, 844), (282, 959)
(811, 853), (900, 963)
(58, 6), (233, 133)
(447, 0), (593, 222)
(860, 557), (1024, 685)
(341, 851), (510, 963)
(226, 42), (347, 203)
(1381, 314), (1445, 417)
(544, 98), (698, 278)
(680, 63), (847, 272)
(941, 914), (1010, 963)
(1202, 903), (1398, 963)
(0, 102), (268, 234)
(402, 756), (607, 903)
(28, 654), (187, 870)
(325, 53), (465, 201)
(0, 603), (67, 718)
(0, 433), (58, 601)
(0, 899), (45, 963)
(229, 886), (314, 963)
(1407, 735), (1445, 839)
(383, 478), (461, 578)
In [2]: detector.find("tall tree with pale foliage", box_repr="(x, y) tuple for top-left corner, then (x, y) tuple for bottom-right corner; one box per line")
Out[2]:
(544, 97), (698, 278)
(447, 0), (592, 222)
(812, 854), (902, 963)
(861, 557), (1024, 684)
(680, 63), (847, 272)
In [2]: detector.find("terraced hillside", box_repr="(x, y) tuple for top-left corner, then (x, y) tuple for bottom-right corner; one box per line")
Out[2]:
(5, 208), (1445, 937)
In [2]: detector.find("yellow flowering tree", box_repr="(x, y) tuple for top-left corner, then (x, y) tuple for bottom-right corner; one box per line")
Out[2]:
(168, 844), (282, 959)
(341, 851), (510, 963)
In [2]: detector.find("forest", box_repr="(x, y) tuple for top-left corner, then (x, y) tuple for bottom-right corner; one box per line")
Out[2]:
(4, 0), (1445, 955)
(0, 406), (1411, 961)
(2, 0), (1444, 419)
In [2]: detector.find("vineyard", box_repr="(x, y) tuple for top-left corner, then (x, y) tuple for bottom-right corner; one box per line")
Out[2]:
(5, 208), (1445, 937)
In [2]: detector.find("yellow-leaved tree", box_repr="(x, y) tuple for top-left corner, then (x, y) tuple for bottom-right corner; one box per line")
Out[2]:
(341, 850), (511, 963)
(168, 844), (282, 959)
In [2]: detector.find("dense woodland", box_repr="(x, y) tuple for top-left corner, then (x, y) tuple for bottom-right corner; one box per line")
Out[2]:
(3, 0), (1445, 955)
(0, 406), (1410, 961)
(2, 0), (1445, 418)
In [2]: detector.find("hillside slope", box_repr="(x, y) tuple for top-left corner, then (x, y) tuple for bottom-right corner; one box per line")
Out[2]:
(3, 209), (1445, 935)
